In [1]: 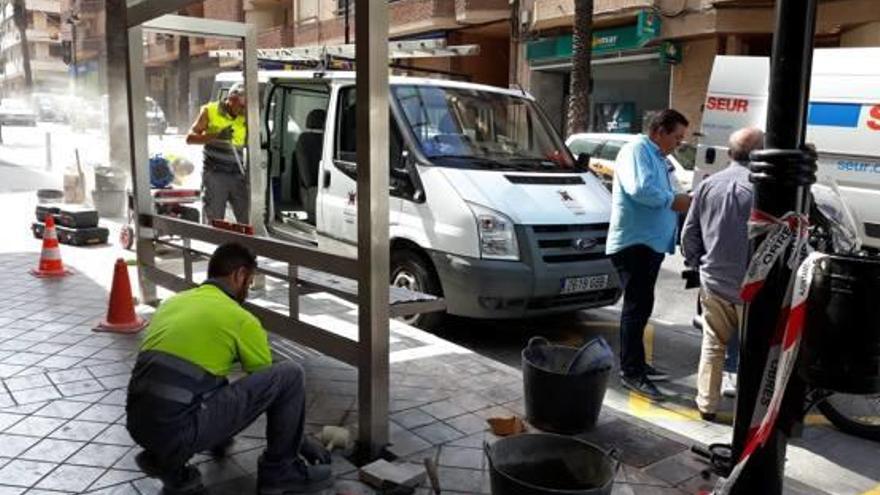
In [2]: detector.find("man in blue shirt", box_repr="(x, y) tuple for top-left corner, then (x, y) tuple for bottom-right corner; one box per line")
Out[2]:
(607, 109), (692, 400)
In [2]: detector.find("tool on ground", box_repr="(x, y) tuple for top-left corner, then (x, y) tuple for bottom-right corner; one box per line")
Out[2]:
(30, 215), (72, 278)
(94, 258), (147, 334)
(423, 457), (440, 495)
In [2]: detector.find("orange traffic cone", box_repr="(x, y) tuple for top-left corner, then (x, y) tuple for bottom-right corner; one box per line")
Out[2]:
(94, 258), (147, 334)
(31, 215), (72, 278)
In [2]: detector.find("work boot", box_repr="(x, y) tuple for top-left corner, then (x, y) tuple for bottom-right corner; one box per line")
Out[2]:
(643, 364), (670, 382)
(621, 374), (665, 401)
(257, 455), (334, 495)
(299, 436), (331, 465)
(135, 450), (204, 495)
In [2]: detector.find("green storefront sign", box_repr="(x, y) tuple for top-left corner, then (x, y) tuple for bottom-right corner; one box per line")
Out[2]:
(527, 9), (674, 64)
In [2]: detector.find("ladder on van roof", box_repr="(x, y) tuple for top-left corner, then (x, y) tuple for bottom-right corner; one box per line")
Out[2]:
(209, 39), (479, 63)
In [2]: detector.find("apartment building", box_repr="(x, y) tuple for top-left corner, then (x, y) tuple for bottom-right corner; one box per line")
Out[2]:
(0, 0), (67, 96)
(518, 0), (880, 135)
(140, 0), (513, 127)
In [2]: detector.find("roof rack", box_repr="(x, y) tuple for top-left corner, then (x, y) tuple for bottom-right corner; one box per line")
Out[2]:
(209, 39), (480, 63)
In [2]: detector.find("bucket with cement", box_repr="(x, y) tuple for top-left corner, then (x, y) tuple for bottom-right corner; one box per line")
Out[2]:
(485, 434), (619, 495)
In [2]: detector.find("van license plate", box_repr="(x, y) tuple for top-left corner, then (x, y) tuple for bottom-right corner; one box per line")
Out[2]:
(561, 275), (609, 294)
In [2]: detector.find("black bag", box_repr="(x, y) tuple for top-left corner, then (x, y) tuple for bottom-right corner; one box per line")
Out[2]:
(35, 204), (61, 222)
(32, 222), (109, 246)
(34, 205), (100, 229)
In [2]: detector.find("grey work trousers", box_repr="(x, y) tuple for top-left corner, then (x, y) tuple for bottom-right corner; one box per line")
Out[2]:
(202, 169), (249, 224)
(127, 361), (306, 470)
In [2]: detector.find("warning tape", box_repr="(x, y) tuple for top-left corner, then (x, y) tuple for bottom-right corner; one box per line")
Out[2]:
(715, 208), (825, 494)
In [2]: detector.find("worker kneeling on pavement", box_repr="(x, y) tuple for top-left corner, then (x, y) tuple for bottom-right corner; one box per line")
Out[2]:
(126, 242), (333, 494)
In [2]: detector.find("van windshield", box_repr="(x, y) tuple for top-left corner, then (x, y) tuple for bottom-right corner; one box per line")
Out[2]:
(393, 85), (575, 172)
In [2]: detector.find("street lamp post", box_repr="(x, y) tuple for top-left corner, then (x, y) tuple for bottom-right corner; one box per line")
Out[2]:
(729, 0), (819, 492)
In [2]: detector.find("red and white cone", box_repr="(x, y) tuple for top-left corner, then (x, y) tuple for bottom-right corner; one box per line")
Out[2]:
(31, 215), (72, 278)
(94, 258), (147, 334)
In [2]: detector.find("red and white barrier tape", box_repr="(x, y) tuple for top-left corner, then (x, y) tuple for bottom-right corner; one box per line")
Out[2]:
(715, 208), (825, 494)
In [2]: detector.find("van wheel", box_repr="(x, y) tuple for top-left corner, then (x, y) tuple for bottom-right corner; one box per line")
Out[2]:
(391, 249), (444, 330)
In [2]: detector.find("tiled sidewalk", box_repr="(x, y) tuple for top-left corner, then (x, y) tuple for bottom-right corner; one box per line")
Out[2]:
(0, 251), (799, 495)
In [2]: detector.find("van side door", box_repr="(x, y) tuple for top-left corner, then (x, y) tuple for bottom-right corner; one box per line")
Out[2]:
(319, 85), (409, 244)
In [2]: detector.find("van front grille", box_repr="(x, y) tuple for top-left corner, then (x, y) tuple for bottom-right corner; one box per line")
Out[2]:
(530, 224), (610, 264)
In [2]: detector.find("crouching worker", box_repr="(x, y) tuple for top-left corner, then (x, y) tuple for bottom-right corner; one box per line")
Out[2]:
(126, 242), (333, 494)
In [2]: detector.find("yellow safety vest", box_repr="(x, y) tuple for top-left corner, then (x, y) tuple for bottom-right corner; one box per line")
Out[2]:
(203, 101), (246, 148)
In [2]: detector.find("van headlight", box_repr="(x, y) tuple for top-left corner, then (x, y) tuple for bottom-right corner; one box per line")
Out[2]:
(467, 202), (520, 261)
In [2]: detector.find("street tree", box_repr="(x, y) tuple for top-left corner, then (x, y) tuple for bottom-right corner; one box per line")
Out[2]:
(566, 0), (593, 135)
(12, 0), (34, 91)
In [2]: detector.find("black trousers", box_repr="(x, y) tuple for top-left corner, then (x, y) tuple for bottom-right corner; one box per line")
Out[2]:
(127, 359), (306, 472)
(611, 244), (665, 378)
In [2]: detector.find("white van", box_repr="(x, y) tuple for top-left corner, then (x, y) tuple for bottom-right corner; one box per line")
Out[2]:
(213, 71), (622, 327)
(695, 49), (880, 250)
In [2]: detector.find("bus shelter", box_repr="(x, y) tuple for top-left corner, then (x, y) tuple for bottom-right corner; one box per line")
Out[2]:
(117, 0), (409, 457)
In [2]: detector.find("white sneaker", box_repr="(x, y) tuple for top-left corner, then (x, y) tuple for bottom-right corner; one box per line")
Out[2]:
(722, 372), (737, 398)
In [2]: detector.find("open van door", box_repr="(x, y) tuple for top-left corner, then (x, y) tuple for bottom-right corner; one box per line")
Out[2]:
(320, 85), (405, 244)
(263, 81), (331, 240)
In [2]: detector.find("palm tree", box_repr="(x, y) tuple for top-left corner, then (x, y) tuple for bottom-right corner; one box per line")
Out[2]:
(566, 0), (594, 135)
(12, 0), (33, 91)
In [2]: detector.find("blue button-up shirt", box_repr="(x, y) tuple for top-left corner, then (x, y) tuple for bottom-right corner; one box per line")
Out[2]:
(606, 135), (678, 256)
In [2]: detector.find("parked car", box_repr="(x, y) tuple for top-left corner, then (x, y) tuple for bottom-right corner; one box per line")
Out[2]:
(565, 132), (695, 193)
(145, 97), (168, 135)
(32, 93), (68, 123)
(0, 99), (37, 126)
(68, 95), (167, 134)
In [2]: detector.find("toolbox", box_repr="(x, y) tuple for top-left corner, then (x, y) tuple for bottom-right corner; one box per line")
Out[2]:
(32, 222), (109, 246)
(35, 204), (100, 229)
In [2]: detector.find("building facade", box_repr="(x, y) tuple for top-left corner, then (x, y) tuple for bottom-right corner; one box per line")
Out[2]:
(0, 0), (67, 96)
(517, 0), (880, 136)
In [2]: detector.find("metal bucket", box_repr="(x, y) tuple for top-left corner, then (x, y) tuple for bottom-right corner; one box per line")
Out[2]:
(485, 434), (619, 495)
(800, 254), (880, 394)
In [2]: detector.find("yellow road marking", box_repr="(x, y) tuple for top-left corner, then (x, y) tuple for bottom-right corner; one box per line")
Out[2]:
(644, 323), (655, 365)
(627, 392), (704, 421)
(860, 485), (880, 495)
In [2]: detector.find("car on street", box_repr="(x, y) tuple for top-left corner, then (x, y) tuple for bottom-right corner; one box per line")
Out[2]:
(0, 98), (37, 126)
(565, 132), (695, 192)
(32, 93), (69, 123)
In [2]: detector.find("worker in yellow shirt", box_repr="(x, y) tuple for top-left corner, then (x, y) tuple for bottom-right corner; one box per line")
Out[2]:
(126, 243), (333, 494)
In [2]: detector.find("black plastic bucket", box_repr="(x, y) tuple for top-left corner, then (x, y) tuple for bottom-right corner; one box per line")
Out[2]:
(485, 434), (619, 495)
(522, 338), (610, 433)
(800, 254), (880, 394)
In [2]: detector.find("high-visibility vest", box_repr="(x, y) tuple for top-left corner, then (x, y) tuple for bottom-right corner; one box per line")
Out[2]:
(203, 101), (246, 148)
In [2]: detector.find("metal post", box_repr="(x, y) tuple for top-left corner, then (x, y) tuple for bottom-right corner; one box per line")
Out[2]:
(126, 24), (158, 304)
(344, 0), (350, 45)
(44, 132), (51, 171)
(355, 0), (390, 458)
(730, 0), (818, 492)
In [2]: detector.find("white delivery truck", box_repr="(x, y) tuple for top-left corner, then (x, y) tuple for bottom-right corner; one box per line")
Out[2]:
(214, 71), (622, 327)
(695, 48), (880, 250)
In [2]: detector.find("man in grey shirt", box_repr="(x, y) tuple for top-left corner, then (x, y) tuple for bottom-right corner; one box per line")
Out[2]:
(682, 127), (764, 420)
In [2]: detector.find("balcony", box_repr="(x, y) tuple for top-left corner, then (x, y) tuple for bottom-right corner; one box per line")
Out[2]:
(531, 0), (656, 30)
(454, 0), (508, 25)
(25, 0), (61, 14)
